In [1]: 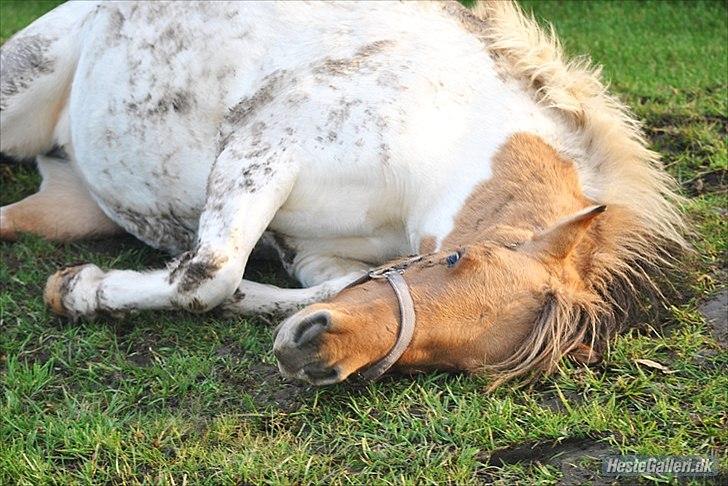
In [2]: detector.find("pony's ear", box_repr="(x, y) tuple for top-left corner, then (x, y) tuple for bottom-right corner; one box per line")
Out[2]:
(529, 205), (606, 260)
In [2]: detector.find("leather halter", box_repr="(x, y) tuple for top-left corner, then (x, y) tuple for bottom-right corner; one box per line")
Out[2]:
(342, 255), (423, 381)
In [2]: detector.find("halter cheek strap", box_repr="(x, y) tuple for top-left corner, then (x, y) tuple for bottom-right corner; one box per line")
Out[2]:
(356, 270), (417, 381)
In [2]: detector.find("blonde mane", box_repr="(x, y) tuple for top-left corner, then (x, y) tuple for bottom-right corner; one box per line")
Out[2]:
(471, 0), (685, 241)
(456, 0), (688, 386)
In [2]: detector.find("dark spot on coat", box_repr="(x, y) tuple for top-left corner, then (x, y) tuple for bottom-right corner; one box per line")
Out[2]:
(244, 146), (272, 159)
(313, 40), (394, 77)
(123, 90), (194, 122)
(229, 290), (246, 303)
(186, 297), (206, 313)
(238, 159), (276, 193)
(169, 249), (229, 293)
(219, 70), (293, 153)
(225, 71), (287, 127)
(111, 206), (196, 253)
(440, 1), (489, 40)
(151, 90), (193, 116)
(286, 91), (310, 107)
(327, 98), (362, 130)
(104, 129), (118, 147)
(106, 7), (127, 44)
(45, 144), (68, 159)
(160, 23), (189, 52)
(380, 143), (391, 165)
(376, 71), (404, 90)
(0, 34), (54, 110)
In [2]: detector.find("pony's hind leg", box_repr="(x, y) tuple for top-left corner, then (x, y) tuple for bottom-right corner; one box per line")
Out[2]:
(0, 155), (122, 241)
(0, 2), (96, 159)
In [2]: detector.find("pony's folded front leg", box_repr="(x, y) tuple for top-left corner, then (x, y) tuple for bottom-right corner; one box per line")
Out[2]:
(44, 131), (300, 318)
(221, 271), (366, 317)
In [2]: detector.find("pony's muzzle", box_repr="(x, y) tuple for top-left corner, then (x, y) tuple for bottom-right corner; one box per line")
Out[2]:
(273, 310), (343, 385)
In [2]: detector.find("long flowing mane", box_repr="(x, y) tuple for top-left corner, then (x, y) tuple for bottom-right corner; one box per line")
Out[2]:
(452, 0), (688, 385)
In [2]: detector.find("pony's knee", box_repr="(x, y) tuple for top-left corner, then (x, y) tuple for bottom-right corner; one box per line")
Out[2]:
(168, 249), (242, 312)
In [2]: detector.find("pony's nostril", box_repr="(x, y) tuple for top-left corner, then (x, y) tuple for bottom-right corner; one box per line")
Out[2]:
(292, 310), (331, 345)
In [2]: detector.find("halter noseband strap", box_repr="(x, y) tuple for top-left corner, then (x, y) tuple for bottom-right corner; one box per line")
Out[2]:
(351, 258), (420, 381)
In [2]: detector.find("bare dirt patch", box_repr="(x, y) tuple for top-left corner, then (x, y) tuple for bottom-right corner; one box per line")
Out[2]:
(537, 389), (583, 413)
(700, 289), (728, 348)
(480, 436), (617, 485)
(244, 362), (314, 412)
(215, 359), (313, 413)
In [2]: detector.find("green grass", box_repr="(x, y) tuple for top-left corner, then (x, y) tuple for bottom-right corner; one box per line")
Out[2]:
(0, 0), (64, 43)
(2, 1), (727, 484)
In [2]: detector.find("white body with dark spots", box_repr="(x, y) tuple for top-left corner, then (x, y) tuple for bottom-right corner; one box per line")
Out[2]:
(1, 2), (566, 316)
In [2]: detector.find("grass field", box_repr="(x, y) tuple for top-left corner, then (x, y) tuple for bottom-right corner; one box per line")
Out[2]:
(1, 1), (726, 484)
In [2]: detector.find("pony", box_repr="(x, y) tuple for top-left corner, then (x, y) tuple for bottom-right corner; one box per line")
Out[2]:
(0, 1), (685, 386)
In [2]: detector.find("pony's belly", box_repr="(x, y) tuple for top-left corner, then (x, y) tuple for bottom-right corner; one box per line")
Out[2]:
(68, 3), (241, 251)
(80, 149), (210, 253)
(71, 80), (217, 251)
(273, 181), (403, 241)
(272, 207), (410, 262)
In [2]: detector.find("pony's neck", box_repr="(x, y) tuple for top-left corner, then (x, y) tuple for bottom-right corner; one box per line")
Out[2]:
(443, 133), (593, 249)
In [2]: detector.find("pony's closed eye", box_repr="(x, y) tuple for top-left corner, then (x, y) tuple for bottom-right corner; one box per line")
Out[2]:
(445, 251), (461, 268)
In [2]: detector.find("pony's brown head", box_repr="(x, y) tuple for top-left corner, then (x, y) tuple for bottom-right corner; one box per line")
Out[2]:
(273, 205), (606, 386)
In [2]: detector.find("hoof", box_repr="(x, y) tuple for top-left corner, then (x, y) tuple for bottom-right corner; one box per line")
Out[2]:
(43, 265), (88, 317)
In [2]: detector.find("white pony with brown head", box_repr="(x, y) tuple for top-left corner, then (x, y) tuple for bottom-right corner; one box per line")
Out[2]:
(0, 1), (684, 386)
